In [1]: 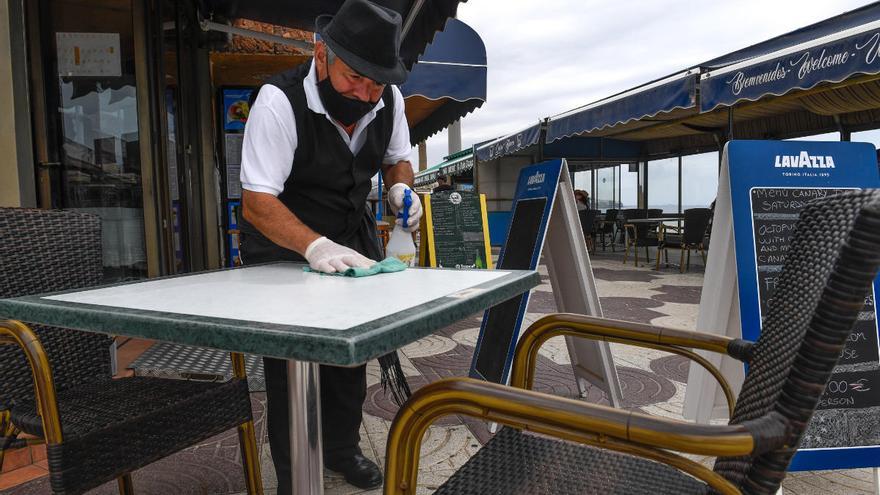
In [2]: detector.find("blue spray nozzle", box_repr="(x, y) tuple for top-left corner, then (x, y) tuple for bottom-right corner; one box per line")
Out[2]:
(398, 188), (412, 227)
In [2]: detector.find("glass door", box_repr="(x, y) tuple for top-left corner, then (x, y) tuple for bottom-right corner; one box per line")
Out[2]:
(154, 0), (205, 274)
(38, 0), (148, 282)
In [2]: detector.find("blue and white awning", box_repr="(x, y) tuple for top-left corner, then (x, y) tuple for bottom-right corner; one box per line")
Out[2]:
(700, 5), (880, 112)
(402, 19), (487, 144)
(545, 70), (699, 144)
(474, 123), (543, 162)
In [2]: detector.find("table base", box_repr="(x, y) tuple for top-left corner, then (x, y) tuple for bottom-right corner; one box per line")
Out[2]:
(288, 360), (323, 494)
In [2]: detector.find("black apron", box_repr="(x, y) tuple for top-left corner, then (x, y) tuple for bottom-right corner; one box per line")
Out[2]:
(240, 60), (410, 405)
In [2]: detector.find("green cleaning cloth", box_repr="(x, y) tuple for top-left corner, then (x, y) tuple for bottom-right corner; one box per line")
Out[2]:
(303, 256), (408, 277)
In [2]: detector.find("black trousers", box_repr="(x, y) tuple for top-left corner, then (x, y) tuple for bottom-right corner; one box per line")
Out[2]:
(240, 215), (381, 495)
(263, 358), (366, 495)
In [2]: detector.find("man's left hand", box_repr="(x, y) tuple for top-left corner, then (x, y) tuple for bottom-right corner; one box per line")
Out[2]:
(388, 183), (422, 232)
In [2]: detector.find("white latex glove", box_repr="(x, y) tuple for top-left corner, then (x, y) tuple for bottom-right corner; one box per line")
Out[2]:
(387, 183), (422, 232)
(303, 237), (375, 274)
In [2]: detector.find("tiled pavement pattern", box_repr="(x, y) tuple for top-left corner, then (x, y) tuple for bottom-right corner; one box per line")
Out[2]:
(10, 250), (877, 494)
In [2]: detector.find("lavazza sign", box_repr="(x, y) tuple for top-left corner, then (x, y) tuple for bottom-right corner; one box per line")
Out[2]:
(773, 151), (836, 168)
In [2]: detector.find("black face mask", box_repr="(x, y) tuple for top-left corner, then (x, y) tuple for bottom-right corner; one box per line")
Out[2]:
(317, 60), (378, 126)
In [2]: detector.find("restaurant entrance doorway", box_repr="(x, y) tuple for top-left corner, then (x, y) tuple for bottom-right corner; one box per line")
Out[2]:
(27, 0), (208, 281)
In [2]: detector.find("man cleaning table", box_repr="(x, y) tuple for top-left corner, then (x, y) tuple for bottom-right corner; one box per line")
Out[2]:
(237, 0), (421, 490)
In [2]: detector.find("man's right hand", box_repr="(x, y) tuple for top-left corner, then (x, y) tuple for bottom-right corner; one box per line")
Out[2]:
(304, 237), (375, 273)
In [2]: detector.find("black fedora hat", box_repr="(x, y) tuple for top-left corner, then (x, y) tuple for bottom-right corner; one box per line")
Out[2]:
(316, 0), (408, 85)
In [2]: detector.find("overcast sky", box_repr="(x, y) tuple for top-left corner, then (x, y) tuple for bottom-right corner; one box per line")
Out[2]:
(415, 0), (876, 168)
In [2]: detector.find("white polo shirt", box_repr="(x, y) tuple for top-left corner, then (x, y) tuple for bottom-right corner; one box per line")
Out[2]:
(240, 60), (412, 196)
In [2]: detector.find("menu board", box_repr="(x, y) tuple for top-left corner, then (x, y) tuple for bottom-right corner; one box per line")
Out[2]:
(470, 160), (561, 384)
(750, 187), (880, 448)
(717, 140), (880, 470)
(750, 188), (851, 316)
(424, 191), (492, 269)
(472, 197), (546, 383)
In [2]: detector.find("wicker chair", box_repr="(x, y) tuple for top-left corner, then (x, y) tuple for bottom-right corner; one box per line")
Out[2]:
(383, 190), (880, 495)
(598, 208), (618, 251)
(622, 219), (660, 267)
(657, 207), (713, 272)
(0, 208), (262, 495)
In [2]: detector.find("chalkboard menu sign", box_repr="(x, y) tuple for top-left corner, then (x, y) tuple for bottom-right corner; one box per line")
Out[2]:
(750, 188), (852, 317)
(424, 191), (493, 269)
(473, 197), (547, 382)
(708, 140), (880, 470)
(470, 161), (561, 384)
(468, 159), (621, 403)
(749, 186), (880, 449)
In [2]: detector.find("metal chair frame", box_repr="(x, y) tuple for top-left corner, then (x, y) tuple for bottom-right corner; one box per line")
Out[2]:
(383, 191), (880, 495)
(0, 208), (262, 494)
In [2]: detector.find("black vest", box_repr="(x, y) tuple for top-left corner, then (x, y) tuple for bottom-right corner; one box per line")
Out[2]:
(240, 61), (394, 263)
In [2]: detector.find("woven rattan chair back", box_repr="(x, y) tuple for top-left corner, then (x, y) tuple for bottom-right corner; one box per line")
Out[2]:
(681, 208), (712, 245)
(713, 190), (880, 493)
(603, 209), (618, 223)
(0, 208), (113, 411)
(647, 208), (664, 218)
(600, 209), (617, 235)
(619, 208), (643, 221)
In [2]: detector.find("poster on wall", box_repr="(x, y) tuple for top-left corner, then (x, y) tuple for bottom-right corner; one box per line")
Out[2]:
(56, 32), (121, 77)
(223, 89), (253, 131)
(225, 134), (244, 199)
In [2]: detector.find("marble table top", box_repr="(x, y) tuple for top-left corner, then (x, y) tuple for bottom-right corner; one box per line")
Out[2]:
(0, 263), (539, 366)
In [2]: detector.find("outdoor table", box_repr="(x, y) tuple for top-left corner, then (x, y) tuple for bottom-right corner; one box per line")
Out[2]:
(624, 217), (681, 239)
(0, 262), (539, 494)
(628, 217), (682, 235)
(626, 216), (682, 226)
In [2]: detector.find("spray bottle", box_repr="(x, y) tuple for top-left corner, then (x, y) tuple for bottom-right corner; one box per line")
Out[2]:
(386, 188), (417, 266)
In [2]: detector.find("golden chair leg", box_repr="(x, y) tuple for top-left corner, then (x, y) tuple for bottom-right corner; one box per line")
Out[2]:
(117, 473), (134, 495)
(237, 421), (263, 494)
(680, 246), (685, 273)
(0, 320), (63, 446)
(229, 352), (263, 494)
(0, 410), (16, 471)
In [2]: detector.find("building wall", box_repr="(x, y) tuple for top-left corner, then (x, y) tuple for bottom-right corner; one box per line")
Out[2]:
(0, 0), (34, 208)
(478, 155), (534, 212)
(0, 1), (20, 206)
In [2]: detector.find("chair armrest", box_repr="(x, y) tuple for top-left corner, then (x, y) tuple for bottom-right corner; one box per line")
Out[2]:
(510, 313), (752, 417)
(385, 377), (787, 495)
(0, 320), (63, 444)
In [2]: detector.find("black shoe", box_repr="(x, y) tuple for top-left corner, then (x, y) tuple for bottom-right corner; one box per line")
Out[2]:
(326, 453), (383, 489)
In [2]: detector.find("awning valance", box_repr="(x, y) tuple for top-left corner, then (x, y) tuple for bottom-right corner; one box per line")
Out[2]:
(700, 19), (880, 112)
(474, 123), (543, 162)
(402, 18), (487, 144)
(545, 70), (699, 143)
(413, 149), (474, 186)
(201, 0), (467, 69)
